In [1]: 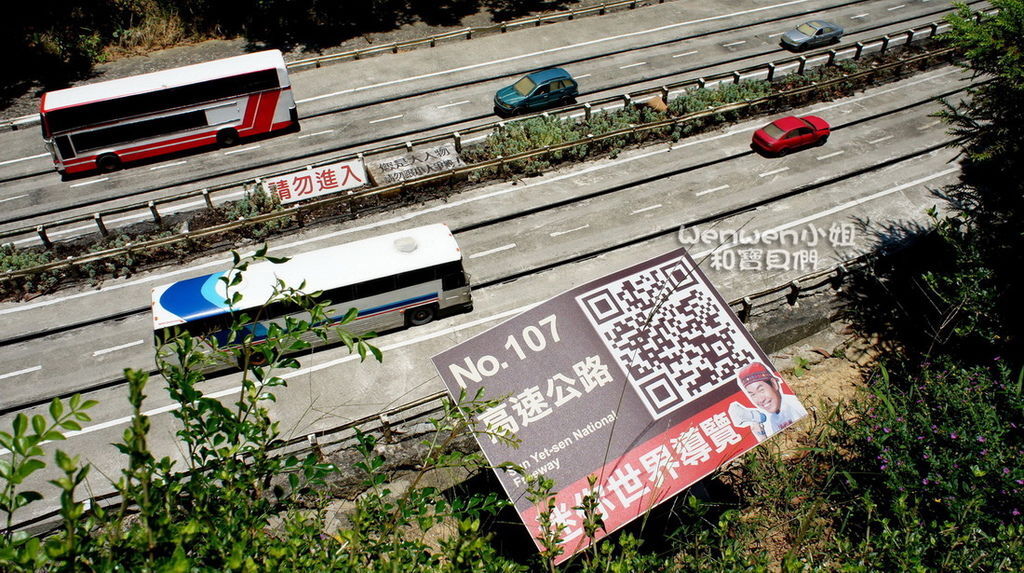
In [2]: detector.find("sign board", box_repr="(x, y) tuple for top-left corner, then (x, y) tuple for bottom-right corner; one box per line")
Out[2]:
(431, 247), (807, 563)
(365, 143), (465, 185)
(263, 159), (367, 205)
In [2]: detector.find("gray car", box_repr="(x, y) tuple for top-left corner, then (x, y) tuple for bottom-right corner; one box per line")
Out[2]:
(780, 20), (844, 51)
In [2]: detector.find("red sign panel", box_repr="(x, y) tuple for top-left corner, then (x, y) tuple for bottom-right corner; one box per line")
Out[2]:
(263, 159), (366, 205)
(431, 247), (807, 563)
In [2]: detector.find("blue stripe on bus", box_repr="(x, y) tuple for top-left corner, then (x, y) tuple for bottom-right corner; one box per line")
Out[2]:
(193, 292), (438, 346)
(159, 271), (229, 322)
(354, 292), (437, 319)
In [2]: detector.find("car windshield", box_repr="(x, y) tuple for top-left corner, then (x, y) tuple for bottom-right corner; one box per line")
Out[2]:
(512, 76), (537, 96)
(796, 23), (817, 35)
(763, 123), (786, 138)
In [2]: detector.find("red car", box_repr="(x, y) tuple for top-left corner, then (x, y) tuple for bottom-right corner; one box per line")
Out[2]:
(752, 115), (830, 155)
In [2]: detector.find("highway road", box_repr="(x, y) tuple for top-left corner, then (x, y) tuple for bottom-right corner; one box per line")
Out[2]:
(1, 58), (968, 525)
(0, 0), (979, 239)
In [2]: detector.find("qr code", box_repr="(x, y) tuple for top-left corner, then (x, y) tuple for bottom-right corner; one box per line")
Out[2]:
(575, 256), (758, 420)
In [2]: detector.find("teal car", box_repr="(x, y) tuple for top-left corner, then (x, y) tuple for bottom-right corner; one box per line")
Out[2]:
(494, 68), (579, 116)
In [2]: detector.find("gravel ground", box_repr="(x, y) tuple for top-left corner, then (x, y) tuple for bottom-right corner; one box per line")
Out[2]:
(2, 0), (630, 120)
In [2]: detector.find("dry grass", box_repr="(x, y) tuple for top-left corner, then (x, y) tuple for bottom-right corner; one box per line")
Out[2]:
(102, 3), (196, 60)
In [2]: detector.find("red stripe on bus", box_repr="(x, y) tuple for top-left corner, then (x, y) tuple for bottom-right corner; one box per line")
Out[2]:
(237, 93), (261, 134)
(58, 88), (292, 173)
(256, 91), (281, 131)
(356, 298), (439, 321)
(62, 130), (220, 173)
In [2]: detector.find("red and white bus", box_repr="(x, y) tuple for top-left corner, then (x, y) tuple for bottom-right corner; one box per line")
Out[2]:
(39, 50), (299, 175)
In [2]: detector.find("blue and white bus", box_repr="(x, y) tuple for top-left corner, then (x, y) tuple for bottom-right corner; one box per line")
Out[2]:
(151, 224), (472, 362)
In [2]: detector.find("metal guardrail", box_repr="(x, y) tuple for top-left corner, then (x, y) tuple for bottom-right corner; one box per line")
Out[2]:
(4, 251), (872, 537)
(0, 37), (959, 281)
(2, 12), (981, 258)
(287, 0), (661, 71)
(0, 0), (662, 131)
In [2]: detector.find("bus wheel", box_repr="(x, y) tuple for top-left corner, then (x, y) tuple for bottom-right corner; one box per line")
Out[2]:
(96, 153), (121, 172)
(407, 305), (436, 327)
(217, 128), (240, 147)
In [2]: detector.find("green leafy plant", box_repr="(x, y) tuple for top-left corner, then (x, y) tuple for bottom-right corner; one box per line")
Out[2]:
(793, 356), (811, 377)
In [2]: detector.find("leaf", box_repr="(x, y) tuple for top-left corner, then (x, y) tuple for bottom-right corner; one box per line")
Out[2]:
(59, 420), (82, 432)
(31, 415), (46, 436)
(13, 414), (27, 437)
(369, 344), (383, 363)
(342, 307), (358, 323)
(16, 491), (43, 506)
(49, 398), (64, 421)
(17, 459), (46, 481)
(55, 450), (75, 472)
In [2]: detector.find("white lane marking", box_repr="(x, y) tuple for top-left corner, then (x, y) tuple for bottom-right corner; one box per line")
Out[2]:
(437, 100), (471, 110)
(619, 62), (647, 69)
(722, 40), (747, 48)
(691, 167), (960, 261)
(297, 129), (335, 139)
(469, 243), (517, 259)
(0, 194), (27, 203)
(630, 204), (662, 215)
(868, 135), (894, 144)
(69, 178), (109, 188)
(768, 32), (785, 38)
(0, 153), (49, 167)
(550, 224), (589, 237)
(296, 0), (814, 104)
(888, 4), (906, 10)
(697, 184), (730, 196)
(9, 167), (963, 453)
(672, 50), (699, 58)
(369, 114), (403, 124)
(918, 120), (941, 130)
(759, 167), (790, 177)
(851, 13), (870, 19)
(149, 161), (187, 171)
(574, 74), (592, 79)
(224, 145), (261, 155)
(0, 68), (962, 315)
(0, 365), (41, 380)
(816, 150), (845, 160)
(92, 339), (145, 357)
